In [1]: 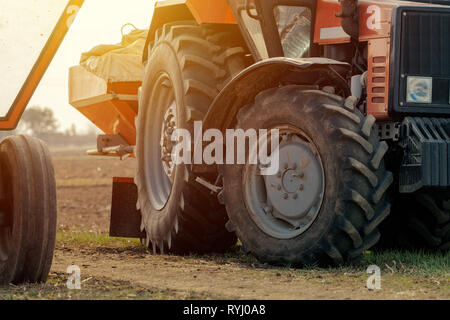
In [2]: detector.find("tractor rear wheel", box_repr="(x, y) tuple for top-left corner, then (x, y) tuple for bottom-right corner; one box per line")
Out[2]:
(379, 192), (450, 251)
(0, 135), (57, 284)
(135, 22), (246, 253)
(222, 86), (393, 266)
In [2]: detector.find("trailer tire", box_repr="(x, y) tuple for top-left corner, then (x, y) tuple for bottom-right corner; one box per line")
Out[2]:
(222, 87), (393, 266)
(136, 22), (246, 254)
(0, 135), (57, 285)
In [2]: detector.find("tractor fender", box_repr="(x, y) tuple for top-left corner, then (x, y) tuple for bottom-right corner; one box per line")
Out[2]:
(202, 57), (351, 133)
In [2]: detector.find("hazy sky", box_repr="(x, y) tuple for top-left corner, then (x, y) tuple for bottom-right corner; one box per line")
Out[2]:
(1, 0), (156, 133)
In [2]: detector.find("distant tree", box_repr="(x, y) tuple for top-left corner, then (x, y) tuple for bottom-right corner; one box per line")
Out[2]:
(65, 123), (77, 137)
(20, 106), (59, 136)
(70, 123), (77, 136)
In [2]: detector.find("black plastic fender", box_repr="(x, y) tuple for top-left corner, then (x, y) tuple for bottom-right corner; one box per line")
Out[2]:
(202, 57), (351, 133)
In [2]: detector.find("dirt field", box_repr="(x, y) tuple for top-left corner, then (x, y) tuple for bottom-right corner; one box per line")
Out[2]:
(1, 148), (448, 300)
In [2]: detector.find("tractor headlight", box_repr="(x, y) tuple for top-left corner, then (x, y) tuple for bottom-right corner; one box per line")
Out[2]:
(406, 76), (433, 104)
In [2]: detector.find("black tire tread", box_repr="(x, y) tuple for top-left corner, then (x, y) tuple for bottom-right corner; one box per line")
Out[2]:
(0, 136), (56, 284)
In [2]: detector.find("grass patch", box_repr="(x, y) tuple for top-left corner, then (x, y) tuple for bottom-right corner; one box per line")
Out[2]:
(56, 230), (142, 250)
(273, 250), (449, 278)
(361, 249), (450, 277)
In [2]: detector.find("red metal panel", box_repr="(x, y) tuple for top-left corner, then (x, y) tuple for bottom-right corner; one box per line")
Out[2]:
(314, 0), (399, 119)
(314, 0), (350, 45)
(366, 38), (391, 119)
(314, 0), (395, 45)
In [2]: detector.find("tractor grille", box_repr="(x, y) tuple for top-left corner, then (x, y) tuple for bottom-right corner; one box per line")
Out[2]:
(394, 7), (450, 111)
(400, 11), (450, 78)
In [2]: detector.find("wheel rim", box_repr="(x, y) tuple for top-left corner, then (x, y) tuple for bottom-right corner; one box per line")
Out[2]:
(243, 125), (325, 239)
(144, 73), (177, 211)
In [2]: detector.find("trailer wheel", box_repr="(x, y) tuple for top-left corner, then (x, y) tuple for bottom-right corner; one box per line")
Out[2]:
(0, 136), (57, 284)
(136, 22), (247, 253)
(222, 87), (393, 266)
(379, 192), (450, 251)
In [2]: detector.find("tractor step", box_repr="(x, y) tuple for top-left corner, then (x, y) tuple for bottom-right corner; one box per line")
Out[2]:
(109, 177), (144, 239)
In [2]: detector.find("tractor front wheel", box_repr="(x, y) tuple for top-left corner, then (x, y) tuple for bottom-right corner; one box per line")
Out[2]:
(0, 135), (57, 285)
(223, 87), (393, 266)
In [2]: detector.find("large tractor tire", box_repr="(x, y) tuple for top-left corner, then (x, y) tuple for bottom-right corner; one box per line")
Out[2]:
(379, 192), (450, 251)
(0, 136), (57, 284)
(135, 22), (247, 254)
(222, 86), (393, 266)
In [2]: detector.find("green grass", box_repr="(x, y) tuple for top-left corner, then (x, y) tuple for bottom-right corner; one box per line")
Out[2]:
(56, 230), (142, 249)
(361, 249), (450, 277)
(275, 250), (449, 278)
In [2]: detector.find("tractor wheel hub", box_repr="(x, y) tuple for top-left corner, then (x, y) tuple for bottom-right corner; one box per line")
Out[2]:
(160, 102), (177, 179)
(243, 126), (325, 239)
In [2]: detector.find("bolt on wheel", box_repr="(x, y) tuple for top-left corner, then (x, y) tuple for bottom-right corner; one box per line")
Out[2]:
(243, 126), (325, 239)
(160, 100), (177, 179)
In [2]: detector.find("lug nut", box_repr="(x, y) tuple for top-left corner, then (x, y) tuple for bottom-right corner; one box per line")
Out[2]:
(299, 184), (304, 191)
(293, 194), (298, 200)
(283, 193), (289, 200)
(277, 185), (282, 191)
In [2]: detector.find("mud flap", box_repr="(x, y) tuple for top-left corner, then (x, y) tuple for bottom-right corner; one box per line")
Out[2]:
(110, 177), (144, 238)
